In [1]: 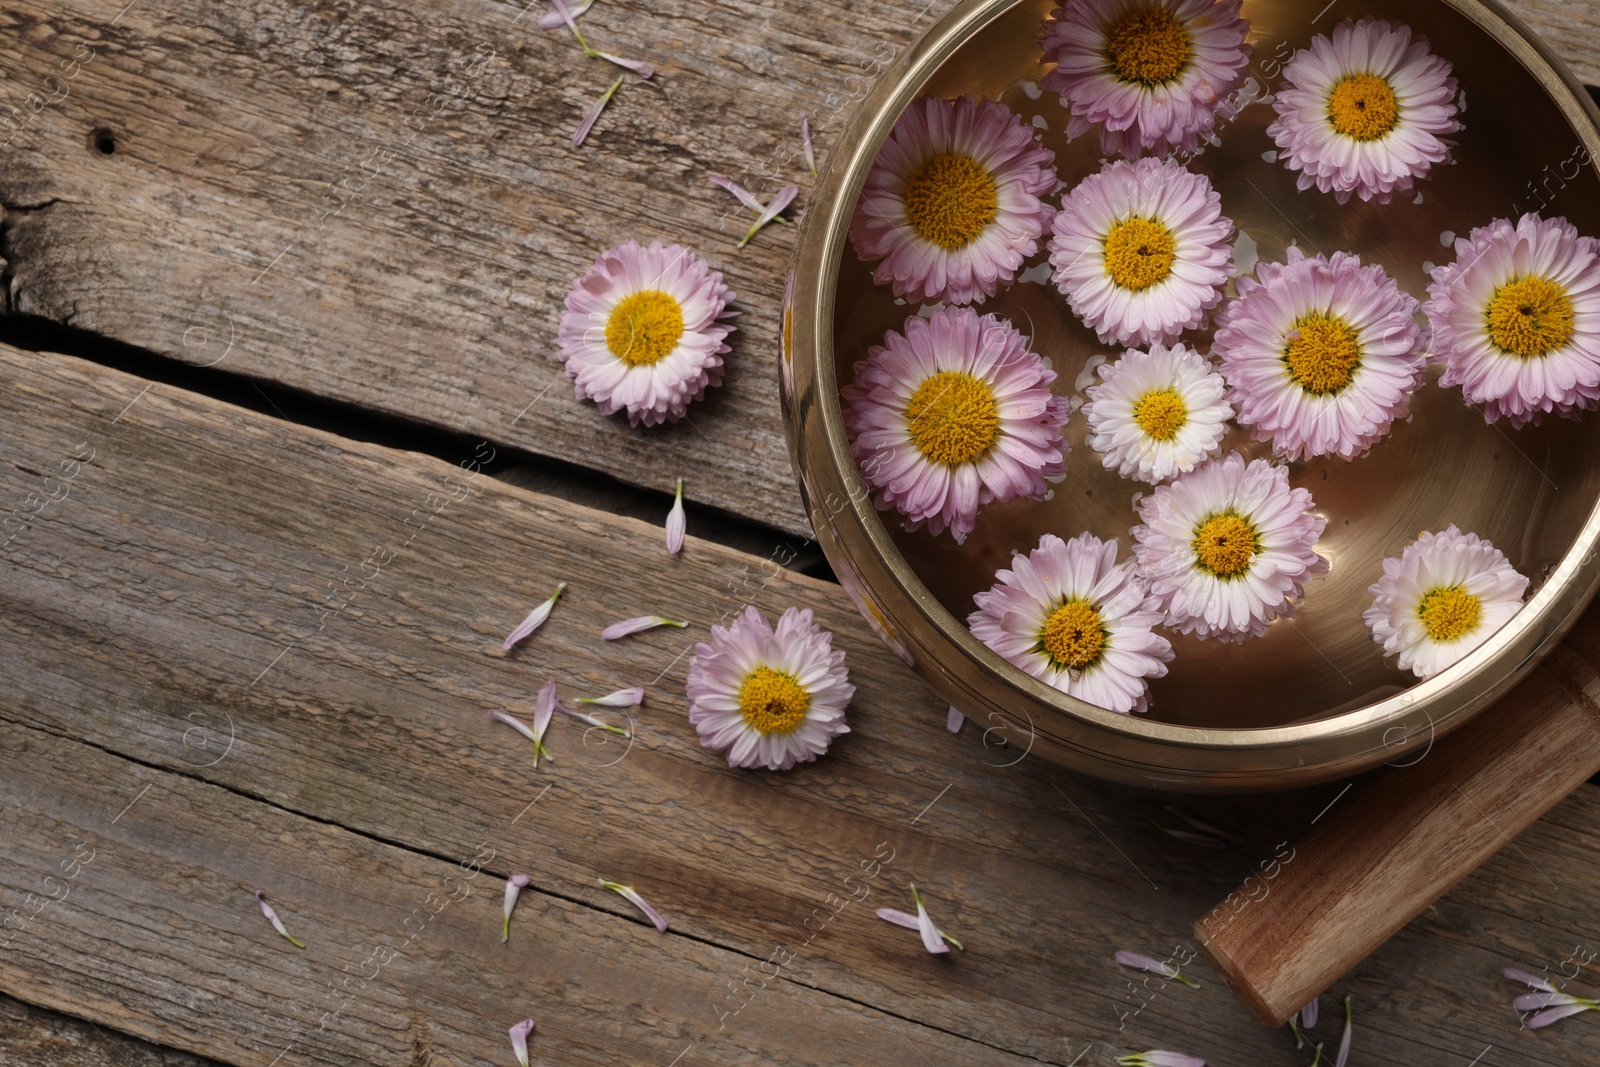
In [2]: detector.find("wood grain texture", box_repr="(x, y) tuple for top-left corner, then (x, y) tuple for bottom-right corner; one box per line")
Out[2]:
(0, 994), (223, 1067)
(3, 343), (1600, 1065)
(0, 0), (1593, 539)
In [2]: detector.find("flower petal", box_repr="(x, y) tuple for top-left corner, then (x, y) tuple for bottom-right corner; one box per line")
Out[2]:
(600, 879), (668, 932)
(572, 77), (623, 147)
(946, 706), (964, 733)
(876, 907), (921, 930)
(577, 687), (645, 707)
(739, 184), (799, 248)
(255, 890), (306, 949)
(1528, 1002), (1597, 1028)
(1299, 995), (1320, 1029)
(801, 112), (817, 177)
(666, 478), (686, 554)
(1334, 996), (1353, 1067)
(537, 0), (592, 31)
(910, 883), (951, 955)
(509, 1018), (536, 1066)
(1504, 965), (1560, 993)
(503, 582), (567, 650)
(709, 173), (765, 213)
(603, 615), (690, 640)
(503, 874), (531, 942)
(591, 50), (653, 79)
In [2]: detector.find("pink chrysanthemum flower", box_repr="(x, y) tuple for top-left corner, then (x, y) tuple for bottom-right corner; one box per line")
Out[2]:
(1049, 157), (1233, 348)
(968, 532), (1173, 714)
(1037, 0), (1252, 158)
(1083, 342), (1232, 483)
(1363, 526), (1528, 679)
(848, 95), (1057, 306)
(1214, 247), (1426, 460)
(557, 240), (736, 427)
(1132, 453), (1328, 642)
(1426, 214), (1600, 427)
(842, 306), (1070, 543)
(1267, 19), (1460, 205)
(685, 606), (854, 771)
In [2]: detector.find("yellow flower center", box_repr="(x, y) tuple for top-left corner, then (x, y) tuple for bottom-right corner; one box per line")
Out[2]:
(902, 152), (998, 250)
(605, 290), (685, 367)
(1132, 387), (1188, 441)
(738, 666), (811, 735)
(1104, 217), (1177, 291)
(1416, 584), (1483, 642)
(1192, 512), (1259, 578)
(1485, 275), (1575, 358)
(1040, 599), (1107, 670)
(904, 370), (1001, 467)
(1327, 73), (1400, 141)
(1105, 6), (1193, 86)
(1284, 313), (1363, 396)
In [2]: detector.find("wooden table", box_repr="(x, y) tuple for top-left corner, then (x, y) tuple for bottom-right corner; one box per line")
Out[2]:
(4, 1), (1599, 1064)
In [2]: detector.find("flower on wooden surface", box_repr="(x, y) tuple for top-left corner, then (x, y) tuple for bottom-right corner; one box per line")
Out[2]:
(1115, 949), (1200, 988)
(547, 0), (652, 78)
(1049, 157), (1233, 348)
(1083, 342), (1232, 483)
(254, 890), (305, 949)
(1214, 247), (1426, 461)
(968, 532), (1172, 714)
(576, 687), (644, 707)
(1132, 453), (1327, 642)
(801, 112), (817, 177)
(1363, 526), (1529, 679)
(503, 874), (531, 943)
(509, 1018), (536, 1066)
(1425, 213), (1600, 427)
(738, 184), (799, 249)
(602, 615), (690, 640)
(1037, 0), (1252, 158)
(685, 605), (853, 771)
(1268, 19), (1459, 204)
(572, 75), (624, 147)
(1505, 966), (1600, 1028)
(503, 582), (567, 651)
(487, 708), (555, 766)
(600, 878), (669, 931)
(876, 883), (962, 953)
(842, 306), (1070, 543)
(558, 240), (736, 427)
(848, 94), (1057, 306)
(1117, 1052), (1204, 1067)
(665, 477), (686, 554)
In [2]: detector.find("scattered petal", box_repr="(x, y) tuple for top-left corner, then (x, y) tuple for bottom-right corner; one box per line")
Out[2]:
(709, 173), (765, 213)
(509, 1018), (536, 1067)
(666, 478), (686, 554)
(603, 615), (690, 640)
(489, 709), (554, 765)
(572, 76), (624, 148)
(1528, 1002), (1598, 1028)
(538, 0), (593, 30)
(738, 183), (799, 248)
(255, 890), (306, 949)
(547, 0), (589, 49)
(554, 696), (631, 737)
(577, 687), (645, 708)
(1118, 1053), (1206, 1067)
(588, 50), (653, 79)
(1505, 966), (1561, 993)
(504, 582), (567, 651)
(1115, 949), (1200, 988)
(910, 883), (962, 953)
(1514, 992), (1589, 1012)
(532, 683), (557, 765)
(600, 879), (668, 932)
(503, 874), (531, 942)
(801, 112), (817, 177)
(946, 706), (964, 734)
(1299, 995), (1320, 1029)
(876, 907), (921, 930)
(1334, 995), (1353, 1067)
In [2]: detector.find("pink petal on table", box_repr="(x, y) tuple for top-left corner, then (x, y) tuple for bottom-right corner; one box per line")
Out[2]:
(1299, 995), (1319, 1029)
(509, 1018), (536, 1066)
(532, 682), (557, 763)
(603, 615), (689, 640)
(577, 687), (644, 708)
(537, 0), (592, 30)
(1504, 966), (1560, 992)
(1139, 1054), (1206, 1067)
(554, 696), (631, 737)
(946, 706), (964, 733)
(255, 890), (306, 949)
(1334, 996), (1352, 1067)
(503, 874), (531, 942)
(665, 478), (685, 553)
(503, 582), (566, 650)
(572, 76), (624, 148)
(489, 709), (540, 746)
(876, 907), (920, 930)
(1514, 991), (1582, 1011)
(801, 111), (817, 177)
(547, 0), (588, 46)
(737, 183), (799, 248)
(1528, 1002), (1597, 1028)
(709, 173), (765, 213)
(1115, 950), (1177, 977)
(591, 50), (653, 79)
(600, 879), (668, 932)
(910, 883), (952, 954)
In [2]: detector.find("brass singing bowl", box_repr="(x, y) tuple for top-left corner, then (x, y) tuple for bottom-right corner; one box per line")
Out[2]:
(782, 0), (1600, 790)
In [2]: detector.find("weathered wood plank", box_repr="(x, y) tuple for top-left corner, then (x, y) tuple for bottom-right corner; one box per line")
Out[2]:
(1, 1), (1592, 538)
(3, 344), (1599, 1065)
(0, 993), (224, 1067)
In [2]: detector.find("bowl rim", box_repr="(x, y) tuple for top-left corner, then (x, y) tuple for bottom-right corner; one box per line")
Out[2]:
(786, 0), (1600, 777)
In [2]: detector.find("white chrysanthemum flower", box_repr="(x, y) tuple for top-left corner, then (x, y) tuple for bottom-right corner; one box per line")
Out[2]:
(968, 532), (1173, 714)
(1083, 342), (1232, 483)
(1362, 526), (1529, 679)
(1132, 453), (1328, 642)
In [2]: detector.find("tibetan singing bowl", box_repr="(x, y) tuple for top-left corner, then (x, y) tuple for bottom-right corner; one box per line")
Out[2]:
(781, 0), (1600, 790)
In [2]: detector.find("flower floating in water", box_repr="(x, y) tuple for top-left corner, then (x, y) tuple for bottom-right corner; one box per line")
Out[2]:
(1268, 18), (1459, 204)
(602, 615), (689, 640)
(1115, 949), (1200, 988)
(1083, 342), (1232, 483)
(572, 75), (624, 147)
(1505, 965), (1600, 1028)
(1132, 453), (1327, 642)
(558, 241), (736, 427)
(876, 883), (962, 954)
(1037, 0), (1252, 158)
(1117, 1052), (1204, 1067)
(503, 874), (531, 942)
(968, 532), (1173, 714)
(1214, 247), (1425, 461)
(842, 306), (1069, 543)
(1426, 213), (1600, 427)
(599, 878), (669, 932)
(1362, 526), (1529, 679)
(848, 94), (1057, 306)
(509, 1018), (536, 1067)
(1049, 157), (1233, 348)
(665, 477), (686, 554)
(503, 582), (567, 651)
(685, 605), (854, 770)
(255, 890), (305, 949)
